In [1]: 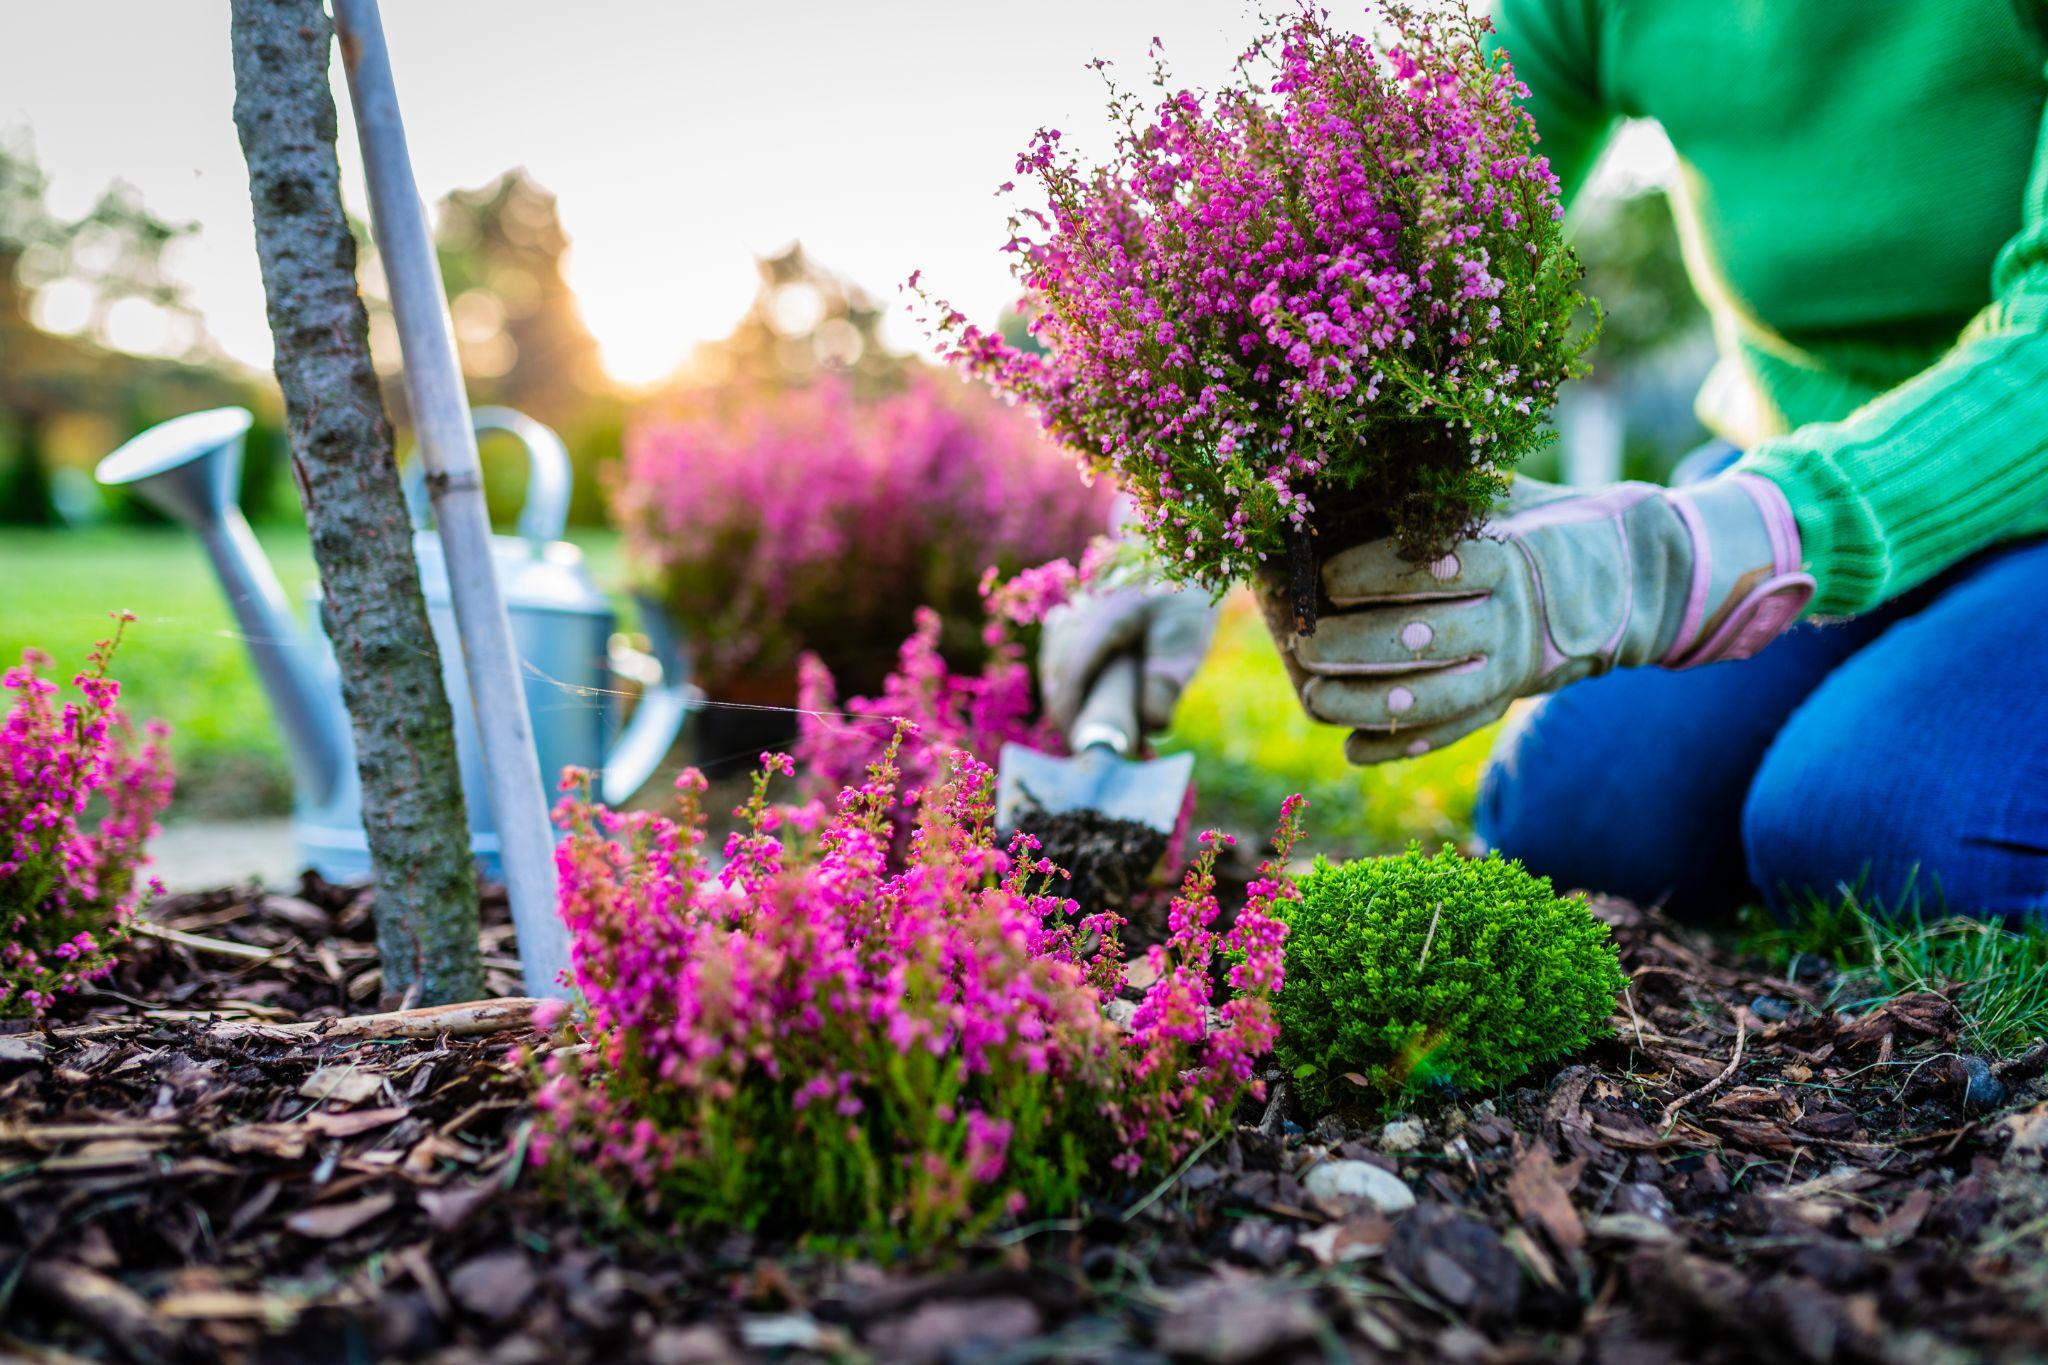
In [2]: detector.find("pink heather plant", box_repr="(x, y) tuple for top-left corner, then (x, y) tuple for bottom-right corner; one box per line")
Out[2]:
(792, 557), (1100, 841)
(1, 618), (174, 1020)
(615, 369), (1114, 698)
(532, 741), (1303, 1247)
(926, 2), (1592, 616)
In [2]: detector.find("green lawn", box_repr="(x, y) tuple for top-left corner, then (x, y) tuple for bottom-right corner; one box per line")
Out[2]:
(1161, 592), (1493, 856)
(0, 525), (624, 820)
(1, 526), (1485, 845)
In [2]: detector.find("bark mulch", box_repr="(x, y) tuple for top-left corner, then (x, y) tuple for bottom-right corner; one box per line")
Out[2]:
(4, 880), (2048, 1364)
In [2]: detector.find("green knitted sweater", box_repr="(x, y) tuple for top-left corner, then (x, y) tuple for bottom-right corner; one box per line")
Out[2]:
(1493, 0), (2048, 614)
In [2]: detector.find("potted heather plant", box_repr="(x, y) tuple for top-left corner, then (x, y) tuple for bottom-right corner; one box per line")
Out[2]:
(928, 1), (1593, 633)
(614, 368), (1114, 729)
(1, 618), (175, 1020)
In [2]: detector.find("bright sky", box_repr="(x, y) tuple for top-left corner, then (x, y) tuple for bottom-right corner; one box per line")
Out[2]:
(2, 2), (1673, 387)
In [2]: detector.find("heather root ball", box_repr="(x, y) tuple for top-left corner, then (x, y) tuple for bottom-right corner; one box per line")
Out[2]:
(1275, 845), (1626, 1108)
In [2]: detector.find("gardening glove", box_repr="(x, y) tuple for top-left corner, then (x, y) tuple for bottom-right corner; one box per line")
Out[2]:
(1041, 581), (1219, 741)
(1278, 472), (1815, 765)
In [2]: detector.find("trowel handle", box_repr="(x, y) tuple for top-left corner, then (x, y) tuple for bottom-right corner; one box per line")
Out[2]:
(1070, 654), (1142, 757)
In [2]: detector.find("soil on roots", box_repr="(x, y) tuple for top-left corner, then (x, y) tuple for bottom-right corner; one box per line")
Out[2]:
(1009, 807), (1169, 911)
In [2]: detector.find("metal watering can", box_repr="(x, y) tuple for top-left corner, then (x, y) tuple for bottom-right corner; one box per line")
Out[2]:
(95, 406), (696, 881)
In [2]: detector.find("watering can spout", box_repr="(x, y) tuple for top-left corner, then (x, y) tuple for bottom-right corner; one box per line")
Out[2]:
(96, 409), (349, 807)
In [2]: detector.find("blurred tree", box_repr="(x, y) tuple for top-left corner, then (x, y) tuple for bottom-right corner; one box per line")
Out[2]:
(1538, 188), (1716, 486)
(1575, 188), (1709, 364)
(677, 241), (912, 397)
(358, 170), (621, 526)
(0, 136), (267, 525)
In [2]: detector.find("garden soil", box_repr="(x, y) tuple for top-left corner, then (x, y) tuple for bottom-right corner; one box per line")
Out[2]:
(6, 874), (2048, 1363)
(1009, 809), (1171, 912)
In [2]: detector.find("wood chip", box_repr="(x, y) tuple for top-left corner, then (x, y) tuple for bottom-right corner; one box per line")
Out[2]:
(286, 1190), (397, 1239)
(299, 1066), (383, 1106)
(305, 1105), (409, 1138)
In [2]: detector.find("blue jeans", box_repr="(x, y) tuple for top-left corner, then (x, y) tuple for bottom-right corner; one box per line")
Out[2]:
(1476, 491), (2048, 921)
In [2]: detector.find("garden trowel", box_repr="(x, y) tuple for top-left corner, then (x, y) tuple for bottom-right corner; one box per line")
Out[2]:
(996, 655), (1194, 836)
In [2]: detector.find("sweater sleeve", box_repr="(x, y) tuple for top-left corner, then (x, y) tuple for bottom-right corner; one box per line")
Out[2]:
(1733, 65), (2048, 616)
(1490, 0), (1616, 207)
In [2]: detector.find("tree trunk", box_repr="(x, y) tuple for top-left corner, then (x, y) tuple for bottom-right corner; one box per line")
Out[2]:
(229, 0), (483, 1006)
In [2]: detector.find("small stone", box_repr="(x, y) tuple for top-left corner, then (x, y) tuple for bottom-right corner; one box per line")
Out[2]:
(1227, 1216), (1296, 1269)
(1586, 1212), (1680, 1245)
(1960, 1056), (2008, 1113)
(0, 1033), (47, 1071)
(1310, 1113), (1360, 1145)
(258, 894), (333, 935)
(450, 1252), (539, 1325)
(864, 1297), (1041, 1365)
(1303, 1159), (1416, 1215)
(1389, 1203), (1522, 1324)
(740, 1314), (821, 1352)
(644, 1325), (737, 1365)
(1611, 1181), (1673, 1223)
(1154, 1279), (1323, 1363)
(1749, 995), (1798, 1022)
(1380, 1118), (1427, 1151)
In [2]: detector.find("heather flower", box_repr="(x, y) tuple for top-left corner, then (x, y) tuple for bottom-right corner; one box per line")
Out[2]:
(533, 740), (1301, 1247)
(923, 2), (1592, 610)
(615, 369), (1114, 698)
(1, 617), (174, 1020)
(794, 581), (1058, 848)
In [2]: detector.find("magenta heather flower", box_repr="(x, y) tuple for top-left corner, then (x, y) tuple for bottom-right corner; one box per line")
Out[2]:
(1, 617), (174, 1020)
(532, 739), (1301, 1246)
(923, 3), (1591, 599)
(614, 369), (1114, 698)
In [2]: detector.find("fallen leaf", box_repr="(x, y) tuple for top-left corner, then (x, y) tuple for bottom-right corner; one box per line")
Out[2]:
(2002, 1106), (2048, 1156)
(286, 1190), (396, 1239)
(418, 1181), (496, 1233)
(1505, 1142), (1585, 1255)
(1297, 1212), (1394, 1265)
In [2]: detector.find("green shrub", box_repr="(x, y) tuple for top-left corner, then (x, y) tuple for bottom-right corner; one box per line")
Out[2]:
(1276, 845), (1626, 1107)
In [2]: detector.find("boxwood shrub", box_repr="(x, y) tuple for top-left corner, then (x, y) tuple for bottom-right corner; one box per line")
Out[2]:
(1276, 845), (1626, 1107)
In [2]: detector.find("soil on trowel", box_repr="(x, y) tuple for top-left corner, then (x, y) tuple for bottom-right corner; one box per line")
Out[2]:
(1009, 807), (1169, 910)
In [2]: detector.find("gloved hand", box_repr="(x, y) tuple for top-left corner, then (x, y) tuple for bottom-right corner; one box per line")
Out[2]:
(1273, 473), (1815, 764)
(1040, 581), (1219, 741)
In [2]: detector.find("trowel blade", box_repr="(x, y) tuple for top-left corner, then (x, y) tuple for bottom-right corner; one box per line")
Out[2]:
(994, 742), (1195, 835)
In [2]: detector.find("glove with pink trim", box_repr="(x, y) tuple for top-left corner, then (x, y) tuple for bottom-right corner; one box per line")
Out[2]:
(1276, 473), (1815, 765)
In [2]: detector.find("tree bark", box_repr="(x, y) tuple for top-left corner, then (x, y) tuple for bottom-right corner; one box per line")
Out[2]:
(229, 0), (482, 1005)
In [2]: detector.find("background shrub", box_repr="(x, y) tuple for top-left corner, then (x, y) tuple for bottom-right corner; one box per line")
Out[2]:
(1, 620), (174, 1018)
(614, 369), (1112, 700)
(1275, 845), (1625, 1108)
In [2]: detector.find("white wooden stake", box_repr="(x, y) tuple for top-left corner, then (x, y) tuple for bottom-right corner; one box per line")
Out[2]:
(331, 0), (569, 998)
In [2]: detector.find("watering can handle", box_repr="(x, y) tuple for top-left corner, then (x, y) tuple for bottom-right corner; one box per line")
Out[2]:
(601, 594), (701, 807)
(401, 405), (572, 546)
